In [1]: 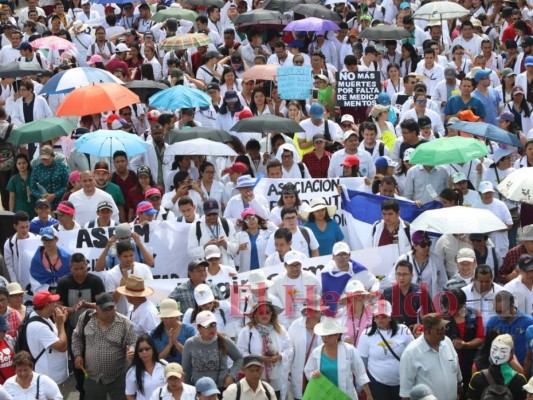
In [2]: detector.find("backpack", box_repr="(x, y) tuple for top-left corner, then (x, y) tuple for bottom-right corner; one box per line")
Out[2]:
(297, 162), (305, 179)
(196, 218), (230, 244)
(236, 380), (272, 400)
(299, 227), (312, 257)
(15, 315), (53, 363)
(90, 41), (114, 57)
(0, 123), (15, 172)
(480, 369), (513, 400)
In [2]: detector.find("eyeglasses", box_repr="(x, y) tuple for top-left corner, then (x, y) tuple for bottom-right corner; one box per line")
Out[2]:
(293, 60), (304, 65)
(283, 215), (297, 221)
(138, 347), (152, 353)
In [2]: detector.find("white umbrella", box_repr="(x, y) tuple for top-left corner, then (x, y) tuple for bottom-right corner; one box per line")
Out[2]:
(165, 138), (238, 157)
(410, 206), (507, 234)
(497, 167), (533, 204)
(413, 1), (469, 20)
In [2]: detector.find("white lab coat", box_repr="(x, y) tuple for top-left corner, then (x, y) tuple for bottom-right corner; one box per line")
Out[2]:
(10, 95), (52, 125)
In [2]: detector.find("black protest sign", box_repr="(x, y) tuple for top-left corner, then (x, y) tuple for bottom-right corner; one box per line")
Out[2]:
(336, 71), (382, 107)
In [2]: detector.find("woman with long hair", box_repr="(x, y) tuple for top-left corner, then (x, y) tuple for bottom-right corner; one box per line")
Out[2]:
(196, 52), (224, 85)
(447, 45), (471, 80)
(143, 44), (162, 80)
(384, 63), (403, 99)
(394, 148), (415, 195)
(219, 67), (242, 97)
(182, 311), (243, 391)
(399, 43), (419, 77)
(127, 166), (158, 221)
(198, 161), (226, 210)
(270, 182), (301, 226)
(305, 317), (372, 400)
(236, 208), (276, 272)
(439, 188), (464, 207)
(358, 300), (414, 400)
(369, 104), (396, 140)
(125, 335), (167, 400)
(7, 154), (35, 218)
(250, 88), (273, 116)
(302, 198), (344, 256)
(505, 86), (533, 138)
(514, 20), (532, 47)
(342, 155), (364, 178)
(150, 299), (195, 364)
(496, 68), (516, 106)
(127, 43), (144, 81)
(237, 301), (293, 400)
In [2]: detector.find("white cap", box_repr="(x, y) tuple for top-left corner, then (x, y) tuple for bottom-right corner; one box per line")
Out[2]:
(456, 247), (476, 263)
(205, 244), (221, 260)
(332, 241), (350, 255)
(194, 284), (215, 306)
(196, 310), (217, 328)
(403, 148), (415, 162)
(341, 114), (354, 124)
(478, 181), (494, 194)
(115, 43), (131, 53)
(382, 156), (398, 168)
(80, 0), (89, 5)
(452, 172), (468, 184)
(372, 299), (392, 316)
(343, 130), (358, 141)
(284, 250), (303, 265)
(344, 280), (367, 295)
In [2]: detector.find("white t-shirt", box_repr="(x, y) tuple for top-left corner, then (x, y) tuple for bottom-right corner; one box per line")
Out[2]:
(207, 264), (237, 292)
(69, 188), (119, 227)
(265, 227), (319, 258)
(128, 299), (160, 337)
(298, 118), (342, 143)
(149, 384), (196, 400)
(104, 263), (154, 315)
(126, 361), (167, 400)
(26, 313), (68, 384)
(4, 373), (62, 399)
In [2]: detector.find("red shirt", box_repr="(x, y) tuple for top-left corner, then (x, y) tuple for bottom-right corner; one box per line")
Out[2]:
(106, 58), (130, 75)
(0, 340), (15, 384)
(302, 151), (331, 178)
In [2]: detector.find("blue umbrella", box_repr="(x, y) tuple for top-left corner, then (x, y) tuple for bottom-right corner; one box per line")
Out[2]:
(149, 85), (211, 110)
(449, 121), (523, 148)
(284, 17), (339, 32)
(75, 130), (148, 158)
(40, 67), (123, 95)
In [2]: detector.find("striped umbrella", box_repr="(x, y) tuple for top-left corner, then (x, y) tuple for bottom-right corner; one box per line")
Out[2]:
(39, 67), (123, 95)
(160, 33), (213, 51)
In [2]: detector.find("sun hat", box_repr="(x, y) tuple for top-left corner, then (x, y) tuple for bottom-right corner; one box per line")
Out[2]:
(300, 198), (336, 220)
(157, 299), (182, 318)
(117, 275), (154, 297)
(6, 282), (26, 296)
(247, 269), (272, 290)
(314, 317), (348, 336)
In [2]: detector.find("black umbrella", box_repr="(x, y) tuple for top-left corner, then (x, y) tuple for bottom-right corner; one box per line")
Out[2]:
(0, 62), (45, 78)
(292, 4), (342, 21)
(168, 126), (233, 143)
(263, 0), (321, 12)
(231, 114), (305, 133)
(125, 80), (169, 103)
(234, 9), (286, 25)
(358, 25), (411, 40)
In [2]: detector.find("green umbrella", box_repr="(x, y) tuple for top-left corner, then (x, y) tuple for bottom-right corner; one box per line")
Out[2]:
(8, 117), (76, 145)
(409, 136), (488, 166)
(151, 8), (198, 22)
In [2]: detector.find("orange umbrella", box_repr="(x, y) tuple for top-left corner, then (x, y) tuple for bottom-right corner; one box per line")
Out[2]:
(242, 64), (278, 81)
(55, 82), (140, 116)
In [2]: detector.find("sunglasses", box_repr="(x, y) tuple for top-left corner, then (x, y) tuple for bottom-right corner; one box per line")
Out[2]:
(202, 322), (217, 329)
(244, 215), (256, 222)
(416, 241), (432, 248)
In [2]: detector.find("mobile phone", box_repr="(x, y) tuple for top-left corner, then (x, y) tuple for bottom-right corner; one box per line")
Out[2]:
(312, 89), (319, 100)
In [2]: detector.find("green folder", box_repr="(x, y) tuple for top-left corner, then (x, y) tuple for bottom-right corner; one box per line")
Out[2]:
(302, 375), (352, 400)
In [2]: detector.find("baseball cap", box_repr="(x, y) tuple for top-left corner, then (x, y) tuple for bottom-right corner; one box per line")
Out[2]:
(165, 363), (184, 379)
(284, 250), (304, 265)
(403, 148), (415, 162)
(474, 69), (491, 81)
(456, 247), (476, 263)
(40, 226), (57, 240)
(204, 244), (221, 260)
(410, 384), (438, 400)
(124, 28), (136, 36)
(106, 114), (120, 124)
(97, 200), (113, 211)
(203, 198), (220, 215)
(375, 156), (398, 169)
(147, 110), (161, 122)
(196, 310), (217, 327)
(241, 208), (256, 220)
(111, 118), (129, 130)
(497, 111), (515, 122)
(96, 293), (115, 308)
(400, 1), (411, 9)
(195, 377), (220, 396)
(341, 114), (354, 124)
(188, 259), (208, 271)
(458, 109), (481, 122)
(341, 155), (360, 167)
(447, 117), (460, 126)
(87, 54), (103, 65)
(478, 181), (495, 194)
(33, 290), (60, 307)
(94, 161), (109, 172)
(418, 116), (432, 129)
(137, 166), (151, 177)
(39, 145), (54, 160)
(235, 108), (253, 119)
(513, 86), (525, 95)
(519, 254), (533, 271)
(35, 198), (51, 209)
(377, 92), (392, 106)
(136, 201), (157, 216)
(502, 68), (516, 77)
(313, 133), (325, 143)
(206, 83), (220, 92)
(444, 66), (458, 78)
(343, 129), (358, 141)
(69, 170), (81, 183)
(313, 74), (329, 84)
(412, 230), (429, 244)
(522, 36), (533, 48)
(17, 42), (33, 51)
(145, 187), (162, 199)
(310, 103), (324, 120)
(281, 182), (297, 195)
(224, 162), (248, 174)
(452, 172), (468, 183)
(422, 313), (449, 330)
(243, 355), (264, 368)
(332, 241), (350, 255)
(224, 90), (239, 103)
(372, 299), (392, 316)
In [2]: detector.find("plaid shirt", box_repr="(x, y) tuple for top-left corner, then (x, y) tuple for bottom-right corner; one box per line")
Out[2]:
(71, 311), (136, 384)
(2, 307), (21, 338)
(302, 151), (332, 179)
(499, 244), (528, 282)
(169, 280), (223, 313)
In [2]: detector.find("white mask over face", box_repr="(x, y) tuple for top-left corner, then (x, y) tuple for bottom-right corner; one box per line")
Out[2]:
(490, 342), (512, 365)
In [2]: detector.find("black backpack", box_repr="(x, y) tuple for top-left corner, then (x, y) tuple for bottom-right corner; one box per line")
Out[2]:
(195, 219), (230, 244)
(480, 369), (513, 400)
(0, 123), (15, 172)
(15, 315), (53, 363)
(236, 380), (272, 400)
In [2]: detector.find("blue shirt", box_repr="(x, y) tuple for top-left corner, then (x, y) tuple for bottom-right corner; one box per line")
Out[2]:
(304, 220), (345, 256)
(249, 231), (259, 270)
(150, 323), (196, 364)
(105, 241), (144, 269)
(320, 352), (338, 386)
(485, 311), (533, 364)
(473, 88), (501, 126)
(443, 95), (486, 119)
(29, 217), (58, 235)
(525, 325), (533, 376)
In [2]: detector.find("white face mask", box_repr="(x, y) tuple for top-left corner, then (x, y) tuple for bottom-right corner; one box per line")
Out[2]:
(490, 342), (512, 365)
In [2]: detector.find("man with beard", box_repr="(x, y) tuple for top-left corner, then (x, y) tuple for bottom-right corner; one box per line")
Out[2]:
(93, 162), (126, 222)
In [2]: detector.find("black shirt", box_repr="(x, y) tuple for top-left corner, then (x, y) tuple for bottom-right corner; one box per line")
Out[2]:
(22, 94), (35, 123)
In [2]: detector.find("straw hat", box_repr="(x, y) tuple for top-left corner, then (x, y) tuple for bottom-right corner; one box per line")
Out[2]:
(300, 198), (336, 220)
(313, 317), (348, 336)
(117, 275), (154, 297)
(6, 282), (26, 296)
(157, 299), (182, 318)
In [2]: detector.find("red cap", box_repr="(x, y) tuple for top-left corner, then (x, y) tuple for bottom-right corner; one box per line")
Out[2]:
(145, 187), (162, 199)
(224, 162), (248, 174)
(235, 108), (253, 119)
(341, 155), (360, 167)
(106, 114), (120, 124)
(33, 291), (60, 307)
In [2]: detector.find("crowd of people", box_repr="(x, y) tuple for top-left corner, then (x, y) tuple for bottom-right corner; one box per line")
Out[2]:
(0, 0), (533, 398)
